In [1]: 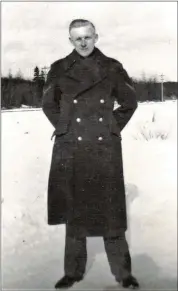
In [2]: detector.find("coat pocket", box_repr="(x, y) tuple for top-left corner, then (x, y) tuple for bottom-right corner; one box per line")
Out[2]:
(51, 129), (69, 141)
(109, 115), (121, 138)
(51, 93), (75, 140)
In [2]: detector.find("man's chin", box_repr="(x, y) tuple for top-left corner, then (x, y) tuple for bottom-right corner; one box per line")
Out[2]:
(77, 50), (92, 58)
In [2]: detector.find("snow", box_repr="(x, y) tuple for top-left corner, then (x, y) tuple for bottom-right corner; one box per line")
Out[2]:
(2, 101), (177, 290)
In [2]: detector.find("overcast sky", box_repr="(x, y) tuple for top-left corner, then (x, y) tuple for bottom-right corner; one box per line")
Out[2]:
(2, 2), (177, 81)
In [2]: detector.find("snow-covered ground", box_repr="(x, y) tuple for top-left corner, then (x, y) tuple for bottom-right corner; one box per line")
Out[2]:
(2, 101), (177, 290)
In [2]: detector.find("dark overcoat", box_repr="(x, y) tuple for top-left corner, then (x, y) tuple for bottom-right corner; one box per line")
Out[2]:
(42, 47), (137, 237)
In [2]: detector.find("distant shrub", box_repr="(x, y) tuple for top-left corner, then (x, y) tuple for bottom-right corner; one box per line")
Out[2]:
(133, 113), (170, 141)
(138, 127), (169, 141)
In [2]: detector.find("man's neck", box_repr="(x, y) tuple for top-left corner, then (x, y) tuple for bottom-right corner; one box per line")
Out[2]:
(74, 47), (97, 60)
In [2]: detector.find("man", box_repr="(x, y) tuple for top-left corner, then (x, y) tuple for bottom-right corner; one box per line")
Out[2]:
(42, 19), (139, 289)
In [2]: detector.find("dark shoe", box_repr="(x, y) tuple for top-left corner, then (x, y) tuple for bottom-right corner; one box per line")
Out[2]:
(122, 275), (139, 289)
(55, 275), (83, 289)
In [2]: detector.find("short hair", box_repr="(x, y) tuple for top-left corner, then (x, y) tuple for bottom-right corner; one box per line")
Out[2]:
(69, 19), (95, 33)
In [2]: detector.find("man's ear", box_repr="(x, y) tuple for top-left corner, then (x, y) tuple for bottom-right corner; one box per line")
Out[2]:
(69, 37), (73, 45)
(95, 34), (99, 43)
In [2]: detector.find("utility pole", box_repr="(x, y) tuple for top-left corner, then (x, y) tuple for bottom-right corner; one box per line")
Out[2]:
(41, 66), (50, 82)
(160, 74), (164, 102)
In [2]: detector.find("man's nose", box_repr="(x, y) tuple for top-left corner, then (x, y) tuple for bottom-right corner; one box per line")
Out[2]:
(81, 39), (87, 47)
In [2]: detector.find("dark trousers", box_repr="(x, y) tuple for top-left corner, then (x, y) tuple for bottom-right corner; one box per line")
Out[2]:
(64, 227), (132, 282)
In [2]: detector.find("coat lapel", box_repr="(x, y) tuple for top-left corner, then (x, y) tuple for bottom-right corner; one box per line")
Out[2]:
(61, 48), (108, 98)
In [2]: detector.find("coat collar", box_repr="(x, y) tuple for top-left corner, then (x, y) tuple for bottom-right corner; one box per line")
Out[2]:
(64, 47), (108, 70)
(65, 48), (108, 79)
(62, 47), (108, 97)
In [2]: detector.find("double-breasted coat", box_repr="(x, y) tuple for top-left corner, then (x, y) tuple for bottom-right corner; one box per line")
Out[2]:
(42, 47), (137, 237)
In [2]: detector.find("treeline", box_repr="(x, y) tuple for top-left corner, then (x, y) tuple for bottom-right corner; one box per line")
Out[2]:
(1, 67), (46, 109)
(1, 69), (178, 109)
(132, 76), (177, 102)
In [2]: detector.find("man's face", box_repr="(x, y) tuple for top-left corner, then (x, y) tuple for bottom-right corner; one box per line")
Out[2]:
(69, 24), (98, 57)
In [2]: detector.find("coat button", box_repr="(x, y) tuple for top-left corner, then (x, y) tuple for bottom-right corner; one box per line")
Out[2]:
(100, 99), (105, 103)
(73, 99), (78, 104)
(98, 136), (103, 141)
(76, 118), (81, 122)
(78, 136), (82, 141)
(99, 117), (103, 122)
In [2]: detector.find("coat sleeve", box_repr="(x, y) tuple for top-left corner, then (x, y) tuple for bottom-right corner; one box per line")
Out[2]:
(112, 63), (138, 132)
(42, 63), (61, 128)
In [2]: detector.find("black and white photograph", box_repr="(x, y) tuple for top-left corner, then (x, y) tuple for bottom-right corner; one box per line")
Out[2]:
(1, 2), (177, 290)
